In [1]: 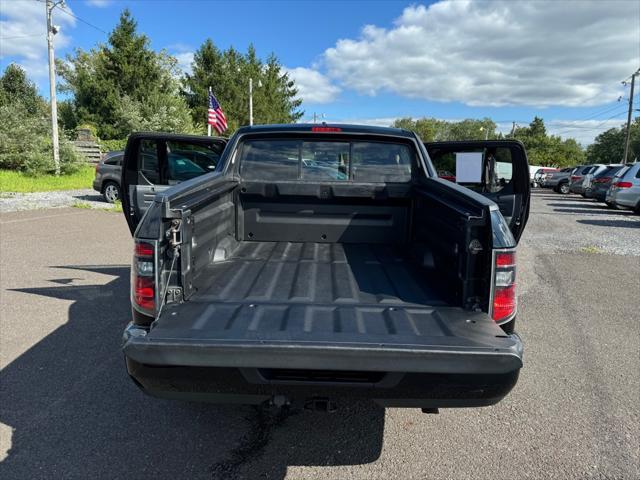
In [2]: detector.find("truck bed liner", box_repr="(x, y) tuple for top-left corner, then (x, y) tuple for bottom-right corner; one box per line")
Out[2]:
(125, 242), (522, 375)
(196, 241), (447, 307)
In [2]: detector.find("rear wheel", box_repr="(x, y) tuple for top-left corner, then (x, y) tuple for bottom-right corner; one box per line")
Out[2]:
(103, 181), (121, 204)
(605, 201), (616, 209)
(559, 182), (570, 194)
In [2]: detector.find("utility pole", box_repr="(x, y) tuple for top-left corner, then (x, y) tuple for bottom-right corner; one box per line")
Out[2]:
(510, 121), (516, 135)
(313, 112), (317, 124)
(622, 68), (639, 165)
(46, 0), (62, 175)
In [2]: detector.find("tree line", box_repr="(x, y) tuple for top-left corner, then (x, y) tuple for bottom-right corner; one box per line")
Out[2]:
(393, 116), (639, 168)
(57, 9), (302, 140)
(1, 8), (637, 175)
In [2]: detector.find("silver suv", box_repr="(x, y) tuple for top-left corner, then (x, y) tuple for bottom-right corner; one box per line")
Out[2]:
(605, 163), (640, 213)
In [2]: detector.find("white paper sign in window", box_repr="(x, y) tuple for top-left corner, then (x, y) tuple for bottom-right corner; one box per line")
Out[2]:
(455, 152), (483, 183)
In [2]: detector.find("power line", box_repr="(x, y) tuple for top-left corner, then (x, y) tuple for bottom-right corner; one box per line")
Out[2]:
(0, 33), (46, 40)
(568, 101), (628, 123)
(32, 0), (108, 34)
(552, 110), (628, 137)
(56, 5), (108, 34)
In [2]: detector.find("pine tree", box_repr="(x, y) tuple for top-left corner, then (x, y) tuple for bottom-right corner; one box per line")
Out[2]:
(182, 41), (303, 132)
(59, 9), (193, 139)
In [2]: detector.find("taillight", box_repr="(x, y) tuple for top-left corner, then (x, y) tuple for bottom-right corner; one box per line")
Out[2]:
(132, 241), (155, 312)
(95, 163), (100, 173)
(492, 250), (516, 323)
(570, 175), (579, 181)
(593, 177), (611, 184)
(615, 181), (633, 188)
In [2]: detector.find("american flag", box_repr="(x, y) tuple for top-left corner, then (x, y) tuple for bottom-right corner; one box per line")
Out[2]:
(207, 90), (227, 134)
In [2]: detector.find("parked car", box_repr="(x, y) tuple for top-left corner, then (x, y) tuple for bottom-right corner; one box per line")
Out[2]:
(93, 150), (124, 203)
(533, 167), (557, 187)
(605, 162), (640, 212)
(582, 164), (619, 198)
(120, 126), (531, 412)
(437, 170), (456, 182)
(570, 164), (603, 195)
(541, 167), (574, 193)
(586, 165), (625, 201)
(93, 141), (224, 203)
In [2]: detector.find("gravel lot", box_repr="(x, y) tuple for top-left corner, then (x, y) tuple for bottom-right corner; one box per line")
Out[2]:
(523, 190), (640, 256)
(0, 189), (109, 212)
(0, 191), (638, 480)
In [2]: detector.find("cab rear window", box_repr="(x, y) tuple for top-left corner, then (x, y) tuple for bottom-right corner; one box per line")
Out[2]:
(239, 138), (414, 182)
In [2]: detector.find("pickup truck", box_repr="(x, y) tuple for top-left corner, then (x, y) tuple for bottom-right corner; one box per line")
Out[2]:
(120, 125), (530, 411)
(541, 167), (574, 193)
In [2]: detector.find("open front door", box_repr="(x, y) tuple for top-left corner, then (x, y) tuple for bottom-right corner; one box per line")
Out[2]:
(425, 140), (530, 242)
(121, 132), (227, 235)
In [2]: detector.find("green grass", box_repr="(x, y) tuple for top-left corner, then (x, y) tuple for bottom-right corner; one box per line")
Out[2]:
(72, 199), (122, 213)
(72, 201), (93, 209)
(0, 166), (95, 193)
(580, 245), (602, 254)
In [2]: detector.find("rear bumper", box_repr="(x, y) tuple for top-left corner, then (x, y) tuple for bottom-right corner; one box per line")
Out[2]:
(92, 179), (101, 192)
(592, 188), (608, 201)
(123, 323), (523, 408)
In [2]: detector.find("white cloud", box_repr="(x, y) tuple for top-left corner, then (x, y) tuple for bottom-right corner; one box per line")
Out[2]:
(0, 1), (75, 79)
(286, 67), (340, 104)
(174, 51), (194, 75)
(85, 0), (112, 7)
(329, 117), (624, 145)
(323, 1), (639, 107)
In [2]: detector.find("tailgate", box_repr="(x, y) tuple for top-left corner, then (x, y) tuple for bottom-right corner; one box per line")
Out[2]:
(124, 303), (523, 375)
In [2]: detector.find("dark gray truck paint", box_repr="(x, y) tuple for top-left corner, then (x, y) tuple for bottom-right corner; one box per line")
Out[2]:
(121, 125), (530, 409)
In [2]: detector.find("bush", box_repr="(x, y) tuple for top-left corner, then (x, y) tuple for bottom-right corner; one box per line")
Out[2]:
(99, 138), (128, 153)
(0, 102), (82, 176)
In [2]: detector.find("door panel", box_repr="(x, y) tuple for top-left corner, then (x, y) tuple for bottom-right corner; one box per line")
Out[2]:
(122, 133), (227, 235)
(424, 140), (530, 242)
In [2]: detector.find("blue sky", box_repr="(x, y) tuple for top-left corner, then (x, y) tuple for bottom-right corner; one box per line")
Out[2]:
(1, 0), (639, 144)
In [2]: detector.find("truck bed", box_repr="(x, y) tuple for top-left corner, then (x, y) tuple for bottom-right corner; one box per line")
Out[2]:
(125, 242), (522, 375)
(195, 241), (447, 308)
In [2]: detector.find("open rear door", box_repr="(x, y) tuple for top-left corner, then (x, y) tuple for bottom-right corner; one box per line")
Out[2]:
(425, 140), (530, 242)
(121, 132), (227, 235)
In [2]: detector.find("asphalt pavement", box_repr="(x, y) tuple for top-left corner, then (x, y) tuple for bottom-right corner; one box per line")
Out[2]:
(1, 191), (638, 479)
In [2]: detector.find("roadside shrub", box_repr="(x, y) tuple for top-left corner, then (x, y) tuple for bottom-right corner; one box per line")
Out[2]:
(0, 102), (82, 176)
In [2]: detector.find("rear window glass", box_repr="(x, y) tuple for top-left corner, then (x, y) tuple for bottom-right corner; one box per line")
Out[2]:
(301, 141), (350, 181)
(615, 166), (630, 178)
(597, 166), (622, 177)
(240, 140), (299, 181)
(352, 142), (413, 182)
(104, 155), (122, 166)
(239, 138), (414, 182)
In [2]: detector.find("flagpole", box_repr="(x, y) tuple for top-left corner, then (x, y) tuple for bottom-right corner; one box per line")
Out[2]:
(207, 86), (212, 137)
